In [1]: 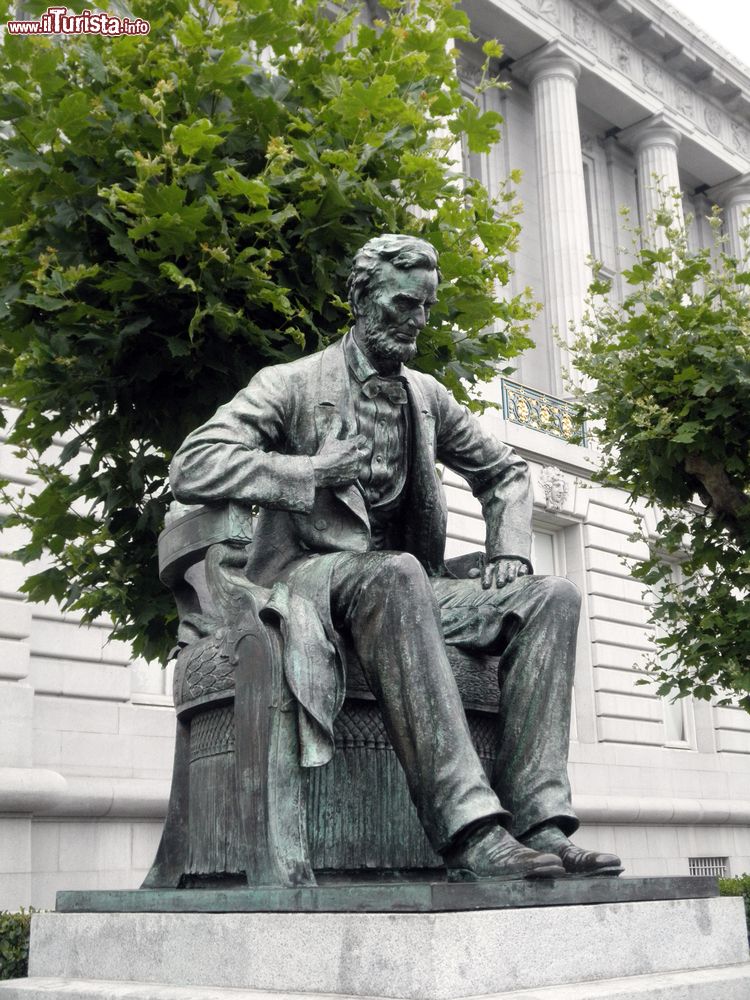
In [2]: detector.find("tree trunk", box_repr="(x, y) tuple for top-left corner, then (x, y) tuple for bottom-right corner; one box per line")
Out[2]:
(684, 454), (749, 543)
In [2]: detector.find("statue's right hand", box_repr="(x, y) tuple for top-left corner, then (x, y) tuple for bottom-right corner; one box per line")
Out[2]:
(310, 434), (368, 488)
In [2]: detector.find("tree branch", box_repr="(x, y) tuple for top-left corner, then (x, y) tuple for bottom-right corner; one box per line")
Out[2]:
(684, 454), (749, 542)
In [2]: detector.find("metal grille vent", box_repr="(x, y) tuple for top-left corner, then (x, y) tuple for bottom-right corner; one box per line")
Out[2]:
(688, 856), (728, 877)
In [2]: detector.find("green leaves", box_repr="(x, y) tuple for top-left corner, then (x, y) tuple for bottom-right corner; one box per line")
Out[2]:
(48, 91), (91, 140)
(142, 184), (186, 216)
(449, 103), (504, 153)
(570, 198), (750, 710)
(670, 422), (700, 444)
(0, 909), (33, 981)
(622, 262), (656, 284)
(159, 262), (197, 292)
(171, 119), (225, 157)
(213, 169), (270, 206)
(0, 0), (533, 662)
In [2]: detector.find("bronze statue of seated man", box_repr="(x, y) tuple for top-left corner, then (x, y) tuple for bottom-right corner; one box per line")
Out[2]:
(169, 233), (622, 882)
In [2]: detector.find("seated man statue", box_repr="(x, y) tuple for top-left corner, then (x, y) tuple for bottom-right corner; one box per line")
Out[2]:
(169, 233), (622, 882)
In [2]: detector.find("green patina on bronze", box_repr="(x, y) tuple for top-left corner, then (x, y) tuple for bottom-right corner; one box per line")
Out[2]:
(143, 235), (622, 894)
(56, 878), (719, 914)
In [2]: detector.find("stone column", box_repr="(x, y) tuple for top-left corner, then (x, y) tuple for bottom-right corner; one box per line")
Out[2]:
(0, 599), (34, 910)
(620, 112), (684, 242)
(518, 42), (591, 387)
(712, 175), (750, 264)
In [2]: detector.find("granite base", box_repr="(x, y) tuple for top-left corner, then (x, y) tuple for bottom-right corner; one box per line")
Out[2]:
(1, 891), (747, 1000)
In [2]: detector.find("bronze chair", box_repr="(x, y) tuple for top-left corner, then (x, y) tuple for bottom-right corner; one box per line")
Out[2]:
(143, 502), (502, 889)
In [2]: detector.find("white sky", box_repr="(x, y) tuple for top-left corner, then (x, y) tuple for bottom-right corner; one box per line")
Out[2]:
(667, 0), (750, 67)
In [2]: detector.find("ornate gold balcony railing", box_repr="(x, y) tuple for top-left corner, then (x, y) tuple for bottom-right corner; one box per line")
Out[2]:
(500, 379), (587, 446)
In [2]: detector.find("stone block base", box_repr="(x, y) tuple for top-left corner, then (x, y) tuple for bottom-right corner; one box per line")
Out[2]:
(2, 965), (750, 999)
(0, 894), (747, 999)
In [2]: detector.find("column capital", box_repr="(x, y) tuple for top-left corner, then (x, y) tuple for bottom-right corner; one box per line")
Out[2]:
(513, 40), (581, 89)
(707, 172), (750, 208)
(618, 111), (682, 155)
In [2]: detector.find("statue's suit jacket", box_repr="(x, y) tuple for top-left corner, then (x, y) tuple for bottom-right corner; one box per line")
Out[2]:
(170, 336), (534, 763)
(171, 335), (533, 581)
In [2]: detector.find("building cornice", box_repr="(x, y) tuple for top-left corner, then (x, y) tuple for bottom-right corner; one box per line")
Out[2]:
(487, 0), (750, 181)
(599, 0), (750, 100)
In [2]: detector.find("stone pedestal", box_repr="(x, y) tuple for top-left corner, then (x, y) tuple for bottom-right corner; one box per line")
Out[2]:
(0, 880), (748, 999)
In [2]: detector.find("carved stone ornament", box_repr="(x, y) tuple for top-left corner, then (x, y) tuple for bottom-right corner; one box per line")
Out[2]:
(674, 86), (694, 118)
(731, 123), (750, 156)
(610, 37), (631, 75)
(642, 60), (664, 97)
(580, 132), (594, 154)
(573, 8), (597, 50)
(539, 465), (569, 512)
(536, 0), (560, 22)
(704, 105), (723, 137)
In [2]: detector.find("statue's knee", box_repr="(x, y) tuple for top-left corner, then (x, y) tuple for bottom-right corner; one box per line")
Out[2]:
(535, 575), (581, 612)
(380, 551), (427, 585)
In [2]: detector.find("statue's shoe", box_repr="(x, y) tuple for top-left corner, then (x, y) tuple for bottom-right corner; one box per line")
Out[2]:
(552, 843), (624, 877)
(444, 824), (566, 882)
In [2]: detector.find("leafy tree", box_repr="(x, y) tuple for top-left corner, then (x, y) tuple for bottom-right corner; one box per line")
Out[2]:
(0, 0), (534, 661)
(0, 909), (32, 981)
(719, 873), (750, 924)
(570, 196), (750, 711)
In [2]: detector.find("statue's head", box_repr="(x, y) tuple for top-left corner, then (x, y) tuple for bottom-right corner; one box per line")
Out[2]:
(347, 234), (440, 363)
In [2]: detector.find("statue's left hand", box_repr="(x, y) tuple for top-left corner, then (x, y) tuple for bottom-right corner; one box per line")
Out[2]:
(480, 557), (531, 590)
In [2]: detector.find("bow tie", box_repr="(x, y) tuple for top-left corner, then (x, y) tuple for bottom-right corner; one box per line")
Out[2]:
(361, 376), (408, 405)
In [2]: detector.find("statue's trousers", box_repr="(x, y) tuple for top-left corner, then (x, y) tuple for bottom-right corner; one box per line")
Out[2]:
(324, 550), (581, 853)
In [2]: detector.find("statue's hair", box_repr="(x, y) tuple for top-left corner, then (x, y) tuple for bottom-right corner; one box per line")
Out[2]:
(347, 234), (440, 318)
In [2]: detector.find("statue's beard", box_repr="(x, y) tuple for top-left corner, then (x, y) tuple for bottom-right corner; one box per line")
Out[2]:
(360, 316), (418, 363)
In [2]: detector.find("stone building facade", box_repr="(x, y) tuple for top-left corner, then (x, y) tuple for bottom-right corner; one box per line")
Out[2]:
(1, 0), (750, 909)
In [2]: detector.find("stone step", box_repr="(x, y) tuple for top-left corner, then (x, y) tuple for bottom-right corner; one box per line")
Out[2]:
(1, 965), (750, 1000)
(491, 962), (750, 998)
(0, 979), (313, 1000)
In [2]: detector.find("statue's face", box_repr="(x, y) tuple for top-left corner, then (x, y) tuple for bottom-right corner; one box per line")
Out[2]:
(358, 262), (438, 363)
